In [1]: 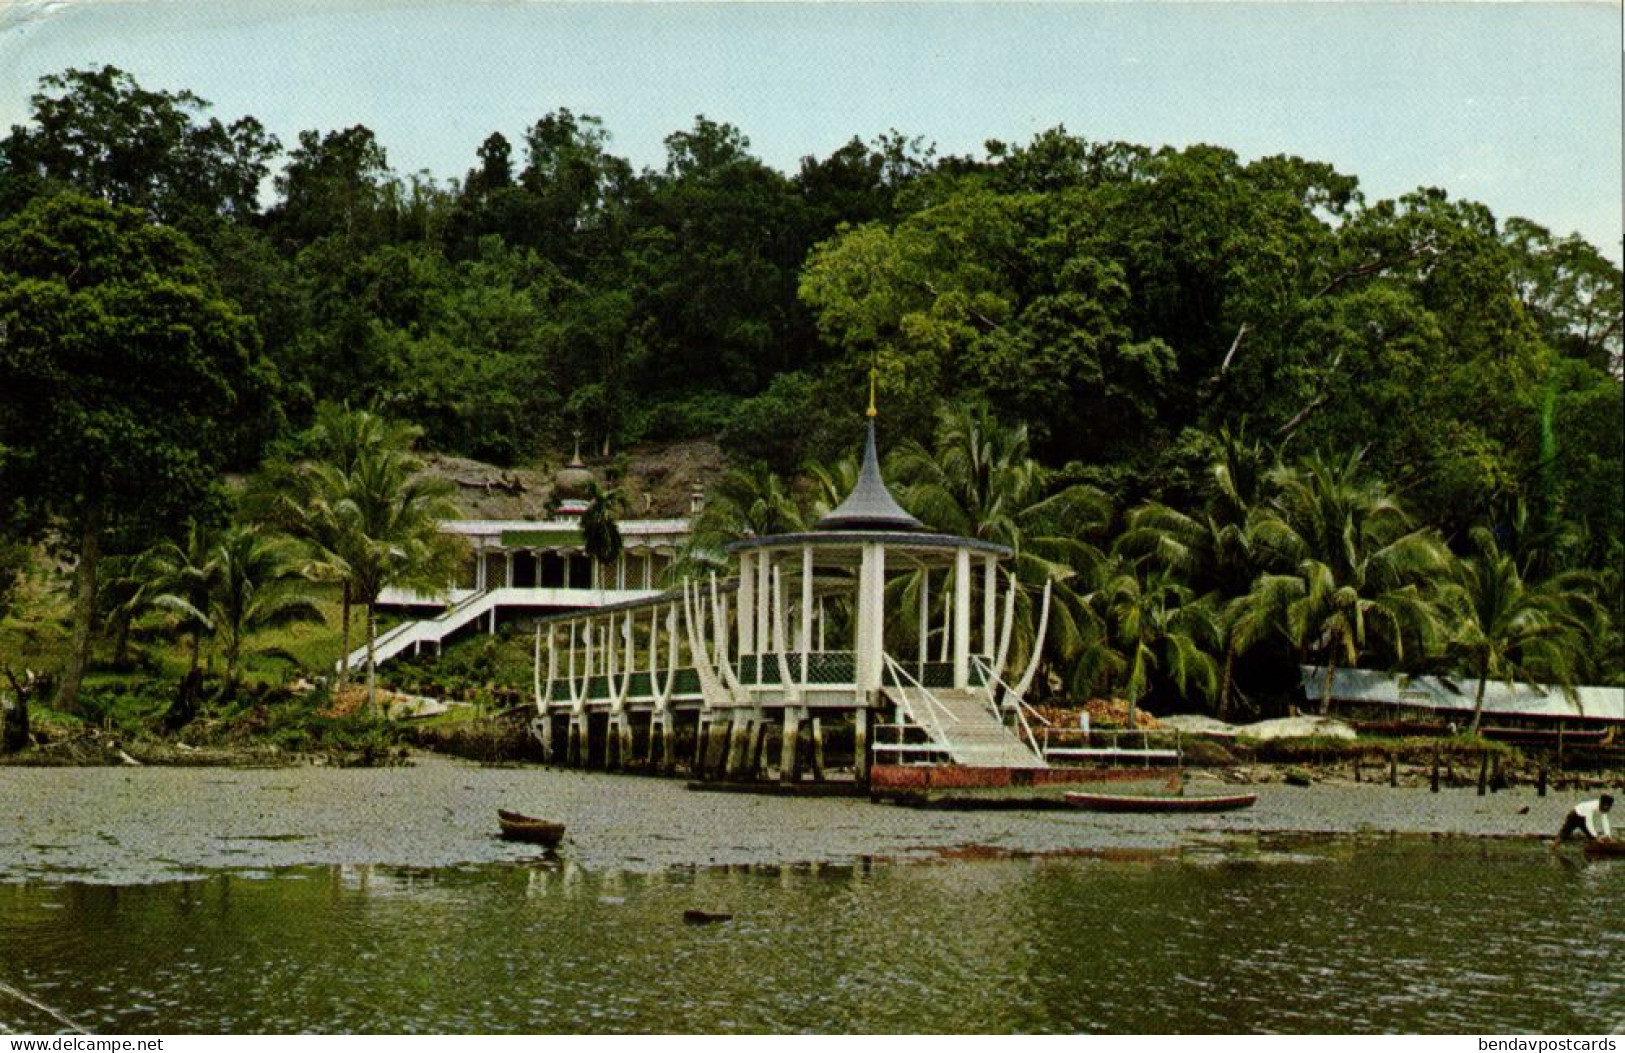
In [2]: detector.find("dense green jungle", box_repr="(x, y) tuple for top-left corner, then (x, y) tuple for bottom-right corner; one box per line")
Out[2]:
(0, 66), (1619, 752)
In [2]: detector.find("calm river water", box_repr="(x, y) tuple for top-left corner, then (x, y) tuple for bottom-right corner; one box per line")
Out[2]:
(0, 837), (1619, 1034)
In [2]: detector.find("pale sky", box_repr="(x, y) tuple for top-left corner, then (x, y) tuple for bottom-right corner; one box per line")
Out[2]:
(1, 0), (1620, 260)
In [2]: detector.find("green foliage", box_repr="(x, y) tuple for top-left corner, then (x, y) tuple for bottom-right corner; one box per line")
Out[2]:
(0, 192), (279, 711)
(0, 67), (1617, 719)
(0, 65), (279, 224)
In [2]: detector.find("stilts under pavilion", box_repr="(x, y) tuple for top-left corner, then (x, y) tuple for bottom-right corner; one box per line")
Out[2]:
(529, 415), (1053, 782)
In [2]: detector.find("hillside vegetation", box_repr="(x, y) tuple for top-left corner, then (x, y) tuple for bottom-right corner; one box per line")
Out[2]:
(0, 66), (1619, 741)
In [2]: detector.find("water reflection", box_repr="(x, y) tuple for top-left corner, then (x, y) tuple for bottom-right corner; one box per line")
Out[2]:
(0, 838), (1619, 1034)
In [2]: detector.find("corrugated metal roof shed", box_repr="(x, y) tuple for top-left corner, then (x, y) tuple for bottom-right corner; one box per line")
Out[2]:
(1301, 666), (1624, 724)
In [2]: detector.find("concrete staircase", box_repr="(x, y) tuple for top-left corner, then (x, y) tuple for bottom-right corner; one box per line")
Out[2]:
(885, 685), (1047, 769)
(338, 588), (502, 673)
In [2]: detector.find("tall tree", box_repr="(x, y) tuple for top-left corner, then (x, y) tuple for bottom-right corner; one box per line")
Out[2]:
(247, 404), (420, 689)
(0, 65), (279, 224)
(1234, 450), (1453, 708)
(0, 193), (275, 712)
(1083, 561), (1220, 728)
(301, 443), (464, 710)
(893, 403), (1114, 678)
(1441, 528), (1596, 733)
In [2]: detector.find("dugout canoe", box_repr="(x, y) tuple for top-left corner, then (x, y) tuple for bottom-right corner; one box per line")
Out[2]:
(1063, 790), (1258, 814)
(497, 809), (567, 847)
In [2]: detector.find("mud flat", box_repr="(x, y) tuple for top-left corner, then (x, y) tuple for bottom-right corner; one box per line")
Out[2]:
(0, 753), (1591, 884)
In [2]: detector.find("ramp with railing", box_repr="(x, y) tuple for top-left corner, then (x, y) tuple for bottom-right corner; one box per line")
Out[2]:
(337, 588), (507, 673)
(877, 654), (1047, 768)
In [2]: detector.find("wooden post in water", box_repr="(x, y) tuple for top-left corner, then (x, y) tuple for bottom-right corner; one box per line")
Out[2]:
(1430, 747), (1441, 793)
(724, 715), (752, 779)
(1490, 752), (1503, 792)
(853, 707), (870, 783)
(1476, 750), (1489, 796)
(1537, 765), (1548, 797)
(780, 706), (802, 784)
(811, 716), (826, 781)
(1389, 751), (1398, 788)
(693, 716), (709, 774)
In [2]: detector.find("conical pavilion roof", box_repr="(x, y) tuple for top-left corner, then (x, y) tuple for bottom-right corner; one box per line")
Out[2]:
(814, 419), (924, 532)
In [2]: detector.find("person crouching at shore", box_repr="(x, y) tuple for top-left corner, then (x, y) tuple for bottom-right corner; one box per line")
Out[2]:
(1552, 794), (1613, 849)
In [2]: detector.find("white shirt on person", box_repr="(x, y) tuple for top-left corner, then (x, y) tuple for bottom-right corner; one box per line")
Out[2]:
(1575, 799), (1613, 839)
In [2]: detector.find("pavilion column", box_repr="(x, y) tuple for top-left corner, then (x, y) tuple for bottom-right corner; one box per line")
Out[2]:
(918, 569), (930, 668)
(476, 545), (487, 591)
(856, 543), (886, 694)
(954, 547), (971, 689)
(799, 545), (813, 682)
(737, 552), (756, 655)
(983, 556), (998, 665)
(504, 551), (514, 588)
(755, 552), (771, 662)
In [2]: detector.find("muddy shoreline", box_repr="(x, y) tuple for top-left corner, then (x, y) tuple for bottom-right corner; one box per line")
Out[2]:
(1, 752), (1604, 885)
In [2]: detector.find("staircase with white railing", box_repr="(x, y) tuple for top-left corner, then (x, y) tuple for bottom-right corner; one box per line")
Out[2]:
(880, 655), (1047, 769)
(337, 588), (504, 673)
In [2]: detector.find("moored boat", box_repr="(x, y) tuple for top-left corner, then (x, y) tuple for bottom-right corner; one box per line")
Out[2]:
(1064, 790), (1258, 813)
(497, 809), (567, 847)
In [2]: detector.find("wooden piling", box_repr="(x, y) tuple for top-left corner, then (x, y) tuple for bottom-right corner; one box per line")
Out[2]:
(780, 707), (802, 785)
(617, 717), (634, 772)
(1476, 750), (1488, 796)
(707, 718), (733, 779)
(1389, 752), (1398, 788)
(853, 708), (870, 782)
(723, 716), (751, 779)
(811, 716), (826, 781)
(1430, 747), (1440, 793)
(1537, 766), (1548, 797)
(1490, 752), (1504, 792)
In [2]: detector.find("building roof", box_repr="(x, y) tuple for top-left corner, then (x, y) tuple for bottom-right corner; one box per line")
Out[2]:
(813, 418), (924, 532)
(1301, 666), (1624, 724)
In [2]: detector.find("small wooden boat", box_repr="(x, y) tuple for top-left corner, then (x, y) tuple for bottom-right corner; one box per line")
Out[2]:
(497, 809), (566, 847)
(1064, 790), (1258, 813)
(1582, 840), (1625, 860)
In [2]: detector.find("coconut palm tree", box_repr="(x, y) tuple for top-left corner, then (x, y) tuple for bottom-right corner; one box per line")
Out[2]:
(682, 462), (810, 571)
(1441, 527), (1597, 733)
(203, 526), (327, 686)
(1082, 560), (1220, 729)
(247, 404), (428, 688)
(1114, 427), (1272, 715)
(892, 402), (1114, 681)
(139, 519), (221, 682)
(1235, 449), (1453, 709)
(310, 445), (465, 711)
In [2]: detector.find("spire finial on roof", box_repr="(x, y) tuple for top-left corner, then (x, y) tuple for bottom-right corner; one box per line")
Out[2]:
(814, 415), (924, 532)
(867, 362), (878, 419)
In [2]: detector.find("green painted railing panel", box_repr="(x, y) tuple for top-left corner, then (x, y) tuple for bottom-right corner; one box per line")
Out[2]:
(501, 528), (585, 548)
